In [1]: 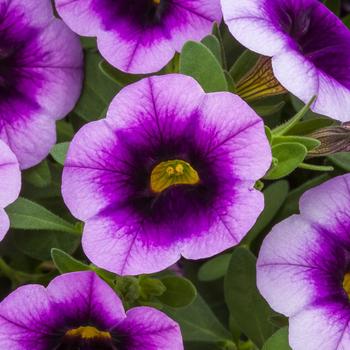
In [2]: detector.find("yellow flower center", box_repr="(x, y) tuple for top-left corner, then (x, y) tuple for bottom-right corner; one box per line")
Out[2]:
(65, 326), (112, 340)
(150, 159), (200, 193)
(343, 273), (350, 298)
(153, 0), (161, 4)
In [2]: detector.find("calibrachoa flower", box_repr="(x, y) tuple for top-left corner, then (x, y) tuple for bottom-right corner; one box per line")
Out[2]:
(0, 140), (20, 241)
(55, 0), (222, 74)
(62, 74), (271, 275)
(0, 271), (183, 349)
(257, 174), (350, 350)
(0, 0), (83, 169)
(221, 0), (350, 122)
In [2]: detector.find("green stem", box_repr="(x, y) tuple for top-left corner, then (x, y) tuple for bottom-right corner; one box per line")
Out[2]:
(298, 163), (334, 172)
(273, 96), (316, 136)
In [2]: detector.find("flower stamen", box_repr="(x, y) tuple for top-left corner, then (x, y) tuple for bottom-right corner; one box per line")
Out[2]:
(153, 0), (161, 4)
(151, 159), (200, 193)
(65, 326), (112, 340)
(343, 273), (350, 298)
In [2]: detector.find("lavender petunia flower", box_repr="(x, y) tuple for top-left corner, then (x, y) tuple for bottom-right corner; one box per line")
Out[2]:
(62, 74), (271, 275)
(257, 174), (350, 350)
(0, 140), (20, 241)
(55, 0), (222, 74)
(0, 0), (83, 169)
(0, 271), (183, 349)
(221, 0), (350, 122)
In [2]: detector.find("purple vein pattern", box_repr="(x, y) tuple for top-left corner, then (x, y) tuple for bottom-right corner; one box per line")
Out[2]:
(0, 0), (83, 169)
(221, 0), (350, 122)
(62, 74), (271, 275)
(257, 174), (350, 350)
(55, 0), (222, 74)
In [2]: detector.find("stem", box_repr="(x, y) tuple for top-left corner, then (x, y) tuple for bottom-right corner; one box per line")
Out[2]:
(298, 163), (334, 172)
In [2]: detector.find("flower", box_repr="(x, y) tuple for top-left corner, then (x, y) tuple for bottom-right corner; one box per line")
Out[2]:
(221, 0), (350, 122)
(0, 0), (83, 169)
(257, 174), (350, 350)
(55, 0), (222, 74)
(0, 140), (20, 241)
(0, 271), (183, 349)
(62, 74), (271, 275)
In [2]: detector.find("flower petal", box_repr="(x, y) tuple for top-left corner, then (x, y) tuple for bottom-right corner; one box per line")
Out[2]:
(116, 307), (183, 350)
(257, 215), (346, 317)
(289, 301), (350, 350)
(47, 271), (126, 329)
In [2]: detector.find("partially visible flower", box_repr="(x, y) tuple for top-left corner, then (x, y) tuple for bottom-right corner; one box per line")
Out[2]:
(0, 271), (183, 349)
(0, 140), (20, 241)
(221, 0), (350, 122)
(0, 0), (83, 169)
(62, 74), (271, 275)
(257, 174), (350, 350)
(308, 123), (350, 156)
(55, 0), (222, 74)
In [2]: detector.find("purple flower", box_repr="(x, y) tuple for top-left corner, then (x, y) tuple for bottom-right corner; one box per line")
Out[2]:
(55, 0), (222, 74)
(221, 0), (350, 122)
(0, 0), (83, 169)
(0, 271), (183, 349)
(0, 140), (20, 241)
(257, 174), (350, 350)
(62, 74), (271, 275)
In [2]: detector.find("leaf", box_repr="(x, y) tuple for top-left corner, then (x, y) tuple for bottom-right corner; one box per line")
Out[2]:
(12, 230), (80, 261)
(285, 118), (334, 136)
(229, 49), (260, 83)
(180, 41), (228, 92)
(201, 35), (222, 65)
(99, 60), (143, 86)
(23, 160), (51, 188)
(164, 294), (232, 343)
(224, 247), (276, 348)
(51, 248), (90, 274)
(265, 143), (307, 180)
(254, 102), (285, 117)
(74, 51), (121, 121)
(323, 0), (341, 16)
(158, 276), (197, 308)
(328, 152), (350, 171)
(272, 136), (321, 151)
(7, 197), (78, 234)
(243, 181), (289, 245)
(198, 254), (231, 282)
(50, 142), (70, 166)
(262, 327), (291, 350)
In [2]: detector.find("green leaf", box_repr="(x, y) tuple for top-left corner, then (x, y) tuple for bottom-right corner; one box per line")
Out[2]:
(272, 136), (321, 151)
(23, 160), (51, 188)
(180, 41), (228, 92)
(164, 294), (232, 343)
(285, 117), (334, 136)
(50, 142), (70, 166)
(254, 101), (285, 118)
(99, 60), (143, 86)
(243, 181), (289, 245)
(273, 97), (316, 136)
(343, 14), (350, 28)
(229, 50), (260, 84)
(51, 248), (90, 274)
(7, 197), (78, 234)
(328, 152), (350, 171)
(224, 247), (276, 348)
(74, 51), (121, 121)
(323, 0), (340, 16)
(265, 143), (307, 180)
(198, 254), (231, 282)
(158, 276), (197, 308)
(201, 35), (222, 65)
(262, 327), (291, 350)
